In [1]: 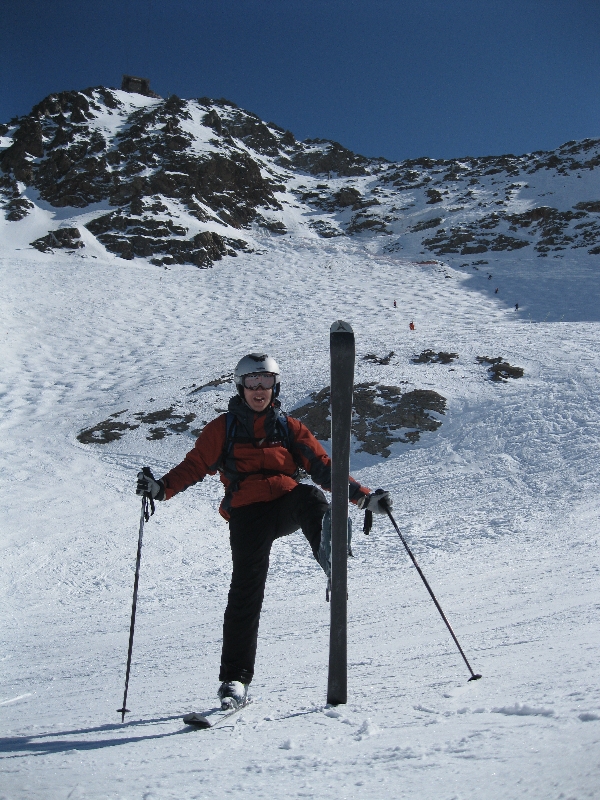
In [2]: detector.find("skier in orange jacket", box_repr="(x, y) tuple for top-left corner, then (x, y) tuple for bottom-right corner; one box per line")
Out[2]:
(136, 353), (392, 709)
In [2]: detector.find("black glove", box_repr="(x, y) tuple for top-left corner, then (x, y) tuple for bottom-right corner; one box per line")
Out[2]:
(136, 468), (165, 501)
(358, 489), (392, 514)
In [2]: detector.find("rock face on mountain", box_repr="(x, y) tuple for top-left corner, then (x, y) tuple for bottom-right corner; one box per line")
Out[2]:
(1, 85), (599, 266)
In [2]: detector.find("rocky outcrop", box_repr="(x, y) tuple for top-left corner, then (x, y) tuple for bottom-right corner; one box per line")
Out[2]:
(77, 379), (446, 458)
(31, 228), (84, 253)
(421, 203), (600, 257)
(412, 350), (458, 364)
(423, 223), (530, 256)
(291, 383), (446, 457)
(121, 75), (161, 98)
(77, 412), (139, 444)
(0, 90), (283, 266)
(411, 217), (442, 232)
(2, 84), (599, 263)
(85, 212), (246, 265)
(363, 352), (395, 365)
(77, 406), (197, 443)
(476, 357), (524, 381)
(426, 188), (443, 204)
(289, 139), (372, 177)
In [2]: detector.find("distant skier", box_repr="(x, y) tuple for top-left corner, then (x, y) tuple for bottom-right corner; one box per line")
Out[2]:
(515, 303), (519, 311)
(409, 321), (415, 331)
(136, 354), (391, 710)
(393, 300), (397, 308)
(495, 288), (499, 294)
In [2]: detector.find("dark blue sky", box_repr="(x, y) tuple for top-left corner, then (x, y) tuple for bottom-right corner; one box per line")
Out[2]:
(2, 0), (599, 161)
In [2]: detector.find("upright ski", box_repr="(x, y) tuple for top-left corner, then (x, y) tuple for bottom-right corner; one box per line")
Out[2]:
(327, 320), (355, 706)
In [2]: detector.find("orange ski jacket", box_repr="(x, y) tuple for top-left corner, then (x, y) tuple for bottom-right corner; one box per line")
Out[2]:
(161, 396), (370, 519)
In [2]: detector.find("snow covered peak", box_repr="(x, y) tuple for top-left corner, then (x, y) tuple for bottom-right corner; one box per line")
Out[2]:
(1, 86), (599, 267)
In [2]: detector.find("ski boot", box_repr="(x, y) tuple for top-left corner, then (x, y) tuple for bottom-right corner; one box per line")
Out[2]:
(217, 680), (248, 710)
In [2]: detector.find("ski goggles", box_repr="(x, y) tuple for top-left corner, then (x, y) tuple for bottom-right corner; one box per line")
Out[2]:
(242, 372), (277, 390)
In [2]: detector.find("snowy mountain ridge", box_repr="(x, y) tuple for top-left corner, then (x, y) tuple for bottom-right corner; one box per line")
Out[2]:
(1, 85), (599, 268)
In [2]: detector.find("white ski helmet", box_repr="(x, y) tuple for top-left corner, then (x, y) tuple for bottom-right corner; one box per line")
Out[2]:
(234, 353), (280, 397)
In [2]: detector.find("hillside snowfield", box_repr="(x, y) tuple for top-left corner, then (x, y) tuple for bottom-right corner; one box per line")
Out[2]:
(1, 91), (600, 799)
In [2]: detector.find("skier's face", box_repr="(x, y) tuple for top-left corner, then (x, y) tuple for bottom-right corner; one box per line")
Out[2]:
(244, 385), (273, 413)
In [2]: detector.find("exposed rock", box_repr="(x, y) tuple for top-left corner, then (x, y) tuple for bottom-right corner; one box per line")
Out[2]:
(78, 406), (196, 443)
(423, 218), (530, 255)
(290, 139), (371, 176)
(6, 196), (34, 221)
(347, 216), (388, 234)
(476, 356), (524, 381)
(85, 211), (247, 266)
(31, 227), (84, 252)
(203, 109), (222, 134)
(0, 90), (278, 265)
(411, 217), (442, 232)
(309, 220), (344, 238)
(121, 75), (161, 98)
(77, 376), (445, 458)
(412, 350), (458, 364)
(334, 187), (362, 207)
(574, 200), (600, 213)
(426, 188), (443, 204)
(189, 374), (233, 394)
(256, 215), (287, 234)
(133, 407), (178, 424)
(363, 352), (394, 365)
(506, 206), (592, 254)
(2, 85), (599, 264)
(77, 417), (139, 444)
(218, 108), (282, 156)
(290, 383), (446, 457)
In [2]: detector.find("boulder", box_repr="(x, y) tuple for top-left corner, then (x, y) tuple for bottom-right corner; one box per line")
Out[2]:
(31, 228), (84, 253)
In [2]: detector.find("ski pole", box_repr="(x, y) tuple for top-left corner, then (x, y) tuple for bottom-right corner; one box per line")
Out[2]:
(117, 471), (155, 721)
(384, 504), (481, 682)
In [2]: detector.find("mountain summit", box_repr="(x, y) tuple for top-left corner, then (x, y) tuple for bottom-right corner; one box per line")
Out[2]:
(1, 85), (599, 267)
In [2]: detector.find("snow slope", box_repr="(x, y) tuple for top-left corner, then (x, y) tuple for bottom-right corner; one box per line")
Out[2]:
(1, 127), (600, 798)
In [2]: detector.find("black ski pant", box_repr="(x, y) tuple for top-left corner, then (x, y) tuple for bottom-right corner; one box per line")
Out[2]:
(219, 483), (329, 685)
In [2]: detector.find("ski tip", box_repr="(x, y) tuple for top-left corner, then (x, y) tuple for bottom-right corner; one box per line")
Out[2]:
(330, 320), (353, 334)
(183, 712), (211, 728)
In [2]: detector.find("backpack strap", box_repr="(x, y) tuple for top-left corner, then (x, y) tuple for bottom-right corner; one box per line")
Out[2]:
(218, 409), (306, 511)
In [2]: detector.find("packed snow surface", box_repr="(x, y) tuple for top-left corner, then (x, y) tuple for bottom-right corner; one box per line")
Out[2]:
(1, 225), (600, 798)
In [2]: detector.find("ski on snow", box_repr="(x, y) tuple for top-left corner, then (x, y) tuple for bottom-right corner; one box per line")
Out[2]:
(183, 699), (251, 729)
(327, 320), (355, 706)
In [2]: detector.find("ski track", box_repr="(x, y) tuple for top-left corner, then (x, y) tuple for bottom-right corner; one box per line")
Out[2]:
(1, 237), (600, 799)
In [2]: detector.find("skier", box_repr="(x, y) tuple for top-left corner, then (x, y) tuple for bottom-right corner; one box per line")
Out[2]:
(136, 353), (392, 710)
(393, 300), (397, 308)
(409, 321), (415, 331)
